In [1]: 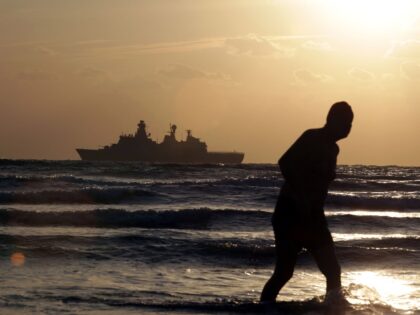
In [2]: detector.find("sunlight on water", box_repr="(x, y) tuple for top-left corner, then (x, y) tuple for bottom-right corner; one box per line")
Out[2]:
(332, 233), (418, 241)
(346, 271), (418, 311)
(328, 210), (420, 218)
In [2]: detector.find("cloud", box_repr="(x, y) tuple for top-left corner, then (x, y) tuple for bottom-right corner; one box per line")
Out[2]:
(17, 70), (56, 81)
(2, 35), (321, 62)
(400, 61), (420, 80)
(67, 35), (319, 59)
(293, 68), (333, 85)
(302, 40), (332, 51)
(72, 40), (113, 47)
(120, 76), (162, 91)
(35, 46), (57, 56)
(77, 67), (108, 78)
(348, 68), (375, 81)
(158, 64), (231, 81)
(387, 40), (420, 59)
(91, 35), (316, 58)
(159, 64), (207, 80)
(225, 34), (295, 57)
(381, 73), (395, 82)
(87, 38), (224, 57)
(0, 38), (224, 61)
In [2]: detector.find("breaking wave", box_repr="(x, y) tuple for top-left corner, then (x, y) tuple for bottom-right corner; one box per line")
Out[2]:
(0, 188), (161, 204)
(326, 194), (420, 210)
(0, 208), (266, 229)
(1, 232), (417, 266)
(0, 208), (418, 231)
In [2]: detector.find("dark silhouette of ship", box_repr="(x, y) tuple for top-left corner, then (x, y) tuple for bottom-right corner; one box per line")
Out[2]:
(76, 121), (244, 164)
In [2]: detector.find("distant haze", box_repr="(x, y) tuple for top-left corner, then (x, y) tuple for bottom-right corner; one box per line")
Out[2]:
(1, 0), (419, 165)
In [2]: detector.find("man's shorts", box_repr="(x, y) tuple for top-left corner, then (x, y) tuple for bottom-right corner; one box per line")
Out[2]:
(272, 220), (334, 252)
(272, 195), (333, 251)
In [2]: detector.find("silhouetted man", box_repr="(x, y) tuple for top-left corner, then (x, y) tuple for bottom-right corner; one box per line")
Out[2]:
(260, 102), (353, 304)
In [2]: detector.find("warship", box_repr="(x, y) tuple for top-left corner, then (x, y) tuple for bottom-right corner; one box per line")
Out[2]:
(76, 120), (244, 164)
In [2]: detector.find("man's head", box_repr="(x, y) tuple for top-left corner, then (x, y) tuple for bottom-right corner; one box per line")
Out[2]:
(325, 101), (353, 141)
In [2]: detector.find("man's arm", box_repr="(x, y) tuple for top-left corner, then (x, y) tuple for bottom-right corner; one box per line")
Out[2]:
(279, 130), (315, 188)
(279, 130), (316, 219)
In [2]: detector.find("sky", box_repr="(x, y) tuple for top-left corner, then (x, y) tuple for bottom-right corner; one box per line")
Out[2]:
(1, 0), (420, 165)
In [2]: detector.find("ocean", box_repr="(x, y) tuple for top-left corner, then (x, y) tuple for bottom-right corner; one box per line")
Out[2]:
(0, 160), (418, 314)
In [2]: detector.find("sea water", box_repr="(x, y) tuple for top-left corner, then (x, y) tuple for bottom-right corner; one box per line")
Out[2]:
(0, 161), (419, 314)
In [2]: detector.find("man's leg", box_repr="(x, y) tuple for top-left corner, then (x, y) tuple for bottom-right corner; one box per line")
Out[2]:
(310, 236), (341, 293)
(260, 240), (299, 302)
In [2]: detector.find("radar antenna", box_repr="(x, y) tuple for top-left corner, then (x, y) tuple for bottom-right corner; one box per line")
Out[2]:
(170, 124), (177, 136)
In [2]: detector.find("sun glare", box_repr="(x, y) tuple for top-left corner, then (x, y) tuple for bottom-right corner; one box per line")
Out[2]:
(10, 252), (25, 267)
(324, 0), (419, 36)
(347, 271), (417, 310)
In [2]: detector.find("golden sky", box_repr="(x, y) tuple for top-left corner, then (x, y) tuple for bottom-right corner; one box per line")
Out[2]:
(1, 0), (419, 165)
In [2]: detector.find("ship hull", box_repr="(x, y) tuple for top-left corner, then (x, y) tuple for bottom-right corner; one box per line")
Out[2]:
(76, 149), (244, 164)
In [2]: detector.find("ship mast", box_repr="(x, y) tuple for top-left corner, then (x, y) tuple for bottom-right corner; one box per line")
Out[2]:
(169, 124), (177, 140)
(135, 120), (149, 139)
